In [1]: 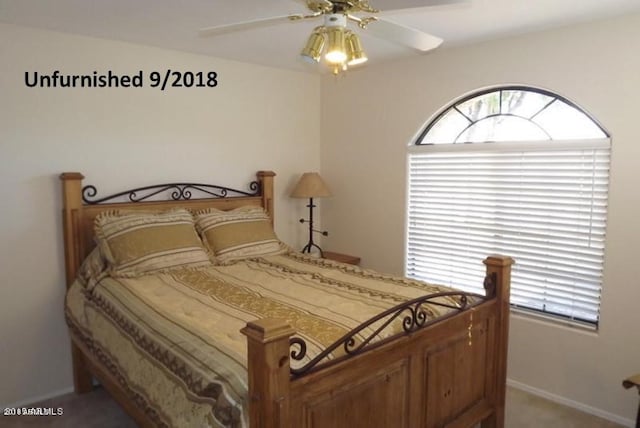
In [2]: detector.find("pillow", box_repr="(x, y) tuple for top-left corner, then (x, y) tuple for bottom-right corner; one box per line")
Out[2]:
(94, 208), (212, 277)
(195, 206), (286, 263)
(77, 247), (107, 291)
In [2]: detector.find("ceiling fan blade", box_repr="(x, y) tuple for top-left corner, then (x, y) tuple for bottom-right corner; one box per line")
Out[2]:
(199, 15), (295, 37)
(372, 0), (466, 10)
(367, 19), (443, 52)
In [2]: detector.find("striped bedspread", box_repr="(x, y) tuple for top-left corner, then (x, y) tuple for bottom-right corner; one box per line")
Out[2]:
(65, 251), (468, 427)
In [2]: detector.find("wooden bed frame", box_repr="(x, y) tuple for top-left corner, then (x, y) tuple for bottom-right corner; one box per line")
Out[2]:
(60, 170), (513, 428)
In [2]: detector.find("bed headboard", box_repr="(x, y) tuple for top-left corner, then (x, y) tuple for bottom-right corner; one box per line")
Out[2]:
(60, 171), (275, 289)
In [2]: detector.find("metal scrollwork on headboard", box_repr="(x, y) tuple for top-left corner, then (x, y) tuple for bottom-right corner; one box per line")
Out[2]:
(289, 290), (485, 377)
(82, 181), (261, 205)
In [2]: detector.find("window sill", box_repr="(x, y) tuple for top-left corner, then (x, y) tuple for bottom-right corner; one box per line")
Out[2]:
(510, 307), (599, 335)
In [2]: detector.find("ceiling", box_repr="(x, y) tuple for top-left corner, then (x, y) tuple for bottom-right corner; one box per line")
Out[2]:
(2, 0), (640, 73)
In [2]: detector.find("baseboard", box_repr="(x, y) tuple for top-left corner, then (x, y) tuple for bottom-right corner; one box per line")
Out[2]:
(1, 386), (74, 410)
(507, 378), (634, 427)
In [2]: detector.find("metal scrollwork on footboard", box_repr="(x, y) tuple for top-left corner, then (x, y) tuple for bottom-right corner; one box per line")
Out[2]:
(82, 181), (260, 204)
(289, 290), (485, 377)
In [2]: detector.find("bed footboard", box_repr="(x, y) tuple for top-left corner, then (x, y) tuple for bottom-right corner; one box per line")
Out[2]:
(242, 255), (513, 428)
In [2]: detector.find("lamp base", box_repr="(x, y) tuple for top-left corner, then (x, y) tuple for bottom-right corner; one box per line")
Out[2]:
(301, 242), (324, 258)
(298, 197), (327, 258)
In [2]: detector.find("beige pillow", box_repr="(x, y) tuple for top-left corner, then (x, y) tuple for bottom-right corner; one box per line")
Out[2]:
(77, 247), (107, 291)
(95, 209), (212, 277)
(195, 206), (285, 263)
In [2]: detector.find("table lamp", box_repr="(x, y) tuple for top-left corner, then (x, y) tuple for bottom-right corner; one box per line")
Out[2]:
(290, 172), (331, 256)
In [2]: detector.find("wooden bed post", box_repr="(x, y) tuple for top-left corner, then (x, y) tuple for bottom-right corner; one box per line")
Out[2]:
(60, 173), (85, 289)
(482, 255), (514, 428)
(60, 172), (94, 394)
(241, 319), (295, 428)
(257, 171), (276, 226)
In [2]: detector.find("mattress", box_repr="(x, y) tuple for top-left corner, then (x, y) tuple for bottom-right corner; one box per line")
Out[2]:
(65, 251), (469, 427)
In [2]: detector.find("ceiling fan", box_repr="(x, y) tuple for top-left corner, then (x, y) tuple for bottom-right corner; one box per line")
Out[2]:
(199, 0), (463, 74)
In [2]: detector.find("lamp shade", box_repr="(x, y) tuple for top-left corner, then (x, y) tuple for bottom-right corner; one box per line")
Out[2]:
(346, 32), (367, 66)
(291, 172), (332, 198)
(300, 31), (325, 64)
(325, 27), (347, 64)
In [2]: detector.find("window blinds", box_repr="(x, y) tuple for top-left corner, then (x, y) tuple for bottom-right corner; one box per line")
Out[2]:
(406, 141), (610, 326)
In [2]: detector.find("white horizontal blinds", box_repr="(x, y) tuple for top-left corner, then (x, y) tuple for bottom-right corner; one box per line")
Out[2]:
(407, 143), (610, 325)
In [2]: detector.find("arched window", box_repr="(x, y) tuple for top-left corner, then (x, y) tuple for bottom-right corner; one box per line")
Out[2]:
(406, 86), (610, 327)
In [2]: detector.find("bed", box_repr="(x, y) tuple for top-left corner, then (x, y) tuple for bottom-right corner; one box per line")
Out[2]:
(60, 170), (513, 428)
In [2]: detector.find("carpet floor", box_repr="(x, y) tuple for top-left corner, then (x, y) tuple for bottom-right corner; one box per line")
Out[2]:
(1, 386), (624, 427)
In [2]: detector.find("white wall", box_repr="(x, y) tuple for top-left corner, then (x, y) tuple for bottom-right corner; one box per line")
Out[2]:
(0, 23), (321, 406)
(321, 13), (640, 425)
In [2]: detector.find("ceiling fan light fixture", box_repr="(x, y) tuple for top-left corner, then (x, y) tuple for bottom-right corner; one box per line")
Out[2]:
(300, 31), (325, 63)
(325, 27), (347, 64)
(346, 32), (367, 66)
(199, 0), (450, 73)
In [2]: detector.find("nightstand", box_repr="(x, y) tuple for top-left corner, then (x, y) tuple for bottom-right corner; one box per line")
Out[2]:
(323, 251), (360, 266)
